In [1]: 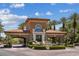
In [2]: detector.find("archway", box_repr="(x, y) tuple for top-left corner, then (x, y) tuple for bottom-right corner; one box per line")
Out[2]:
(4, 35), (28, 48)
(35, 24), (42, 32)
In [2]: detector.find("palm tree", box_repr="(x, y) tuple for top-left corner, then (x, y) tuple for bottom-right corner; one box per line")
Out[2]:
(47, 20), (58, 30)
(52, 20), (57, 30)
(47, 20), (58, 44)
(0, 22), (3, 39)
(47, 21), (52, 30)
(18, 23), (25, 29)
(70, 13), (79, 44)
(60, 17), (67, 31)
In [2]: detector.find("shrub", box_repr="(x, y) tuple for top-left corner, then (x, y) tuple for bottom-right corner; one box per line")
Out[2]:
(28, 45), (34, 48)
(33, 45), (46, 50)
(4, 44), (12, 48)
(28, 41), (33, 45)
(49, 45), (65, 50)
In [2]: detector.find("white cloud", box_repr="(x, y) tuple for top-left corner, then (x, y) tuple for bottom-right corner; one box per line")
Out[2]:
(2, 21), (16, 25)
(10, 3), (25, 8)
(0, 14), (27, 25)
(59, 9), (73, 13)
(46, 11), (53, 15)
(0, 9), (28, 25)
(0, 9), (10, 15)
(35, 12), (40, 16)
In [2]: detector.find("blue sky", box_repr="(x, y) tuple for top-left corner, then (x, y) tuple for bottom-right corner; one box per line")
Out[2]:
(0, 3), (79, 30)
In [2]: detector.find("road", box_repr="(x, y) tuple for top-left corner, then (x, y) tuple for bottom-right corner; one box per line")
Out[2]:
(0, 46), (79, 56)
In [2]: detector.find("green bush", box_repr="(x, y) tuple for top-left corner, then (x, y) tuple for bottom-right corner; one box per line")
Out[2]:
(28, 45), (34, 48)
(27, 41), (33, 45)
(33, 45), (46, 50)
(49, 45), (65, 50)
(4, 43), (12, 48)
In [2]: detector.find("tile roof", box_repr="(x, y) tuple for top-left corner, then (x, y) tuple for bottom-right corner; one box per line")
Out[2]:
(4, 29), (23, 33)
(46, 30), (67, 34)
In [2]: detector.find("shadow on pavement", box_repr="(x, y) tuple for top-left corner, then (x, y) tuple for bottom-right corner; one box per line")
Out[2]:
(0, 45), (27, 49)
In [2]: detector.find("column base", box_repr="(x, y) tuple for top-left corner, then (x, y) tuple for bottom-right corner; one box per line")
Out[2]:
(23, 38), (27, 47)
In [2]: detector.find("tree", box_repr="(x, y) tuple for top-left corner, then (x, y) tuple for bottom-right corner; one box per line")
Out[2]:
(60, 17), (67, 31)
(69, 13), (79, 44)
(47, 20), (58, 30)
(18, 23), (25, 29)
(0, 22), (3, 39)
(47, 21), (53, 30)
(52, 20), (57, 30)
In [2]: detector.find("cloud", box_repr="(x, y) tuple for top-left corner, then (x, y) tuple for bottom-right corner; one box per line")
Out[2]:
(2, 21), (16, 25)
(0, 9), (28, 25)
(0, 9), (10, 15)
(46, 11), (53, 15)
(10, 3), (25, 8)
(59, 9), (73, 13)
(1, 14), (27, 25)
(35, 12), (40, 16)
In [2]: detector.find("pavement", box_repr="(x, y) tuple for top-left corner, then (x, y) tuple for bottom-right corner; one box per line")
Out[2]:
(0, 46), (79, 56)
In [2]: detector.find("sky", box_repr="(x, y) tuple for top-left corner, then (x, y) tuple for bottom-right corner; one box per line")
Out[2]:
(0, 3), (79, 31)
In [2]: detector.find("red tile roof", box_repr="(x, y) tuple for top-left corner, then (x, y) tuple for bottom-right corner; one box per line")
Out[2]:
(4, 29), (23, 33)
(46, 30), (67, 34)
(25, 18), (49, 23)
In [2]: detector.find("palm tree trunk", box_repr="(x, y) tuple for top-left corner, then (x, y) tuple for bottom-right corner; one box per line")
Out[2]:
(62, 23), (65, 31)
(73, 19), (76, 44)
(54, 25), (56, 30)
(23, 38), (27, 47)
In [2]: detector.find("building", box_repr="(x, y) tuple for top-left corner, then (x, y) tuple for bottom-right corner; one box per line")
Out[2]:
(4, 18), (67, 46)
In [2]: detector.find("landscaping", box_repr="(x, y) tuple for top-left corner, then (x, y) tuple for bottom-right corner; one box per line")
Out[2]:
(49, 45), (65, 50)
(27, 41), (66, 50)
(28, 44), (66, 50)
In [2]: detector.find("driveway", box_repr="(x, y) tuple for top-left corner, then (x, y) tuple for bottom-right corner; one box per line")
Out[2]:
(0, 46), (79, 56)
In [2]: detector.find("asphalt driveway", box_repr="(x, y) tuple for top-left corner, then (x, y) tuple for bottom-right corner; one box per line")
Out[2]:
(0, 46), (79, 56)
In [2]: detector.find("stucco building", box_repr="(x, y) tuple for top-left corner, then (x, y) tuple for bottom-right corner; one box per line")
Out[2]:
(4, 18), (66, 46)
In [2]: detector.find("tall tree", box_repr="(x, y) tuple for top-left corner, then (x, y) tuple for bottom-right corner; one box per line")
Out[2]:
(52, 20), (57, 30)
(47, 21), (53, 30)
(60, 17), (67, 31)
(18, 23), (25, 29)
(0, 22), (3, 38)
(70, 13), (79, 44)
(48, 20), (57, 30)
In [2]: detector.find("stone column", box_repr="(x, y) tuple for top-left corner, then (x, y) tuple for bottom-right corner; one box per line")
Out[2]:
(23, 38), (27, 47)
(33, 29), (36, 41)
(42, 29), (45, 44)
(42, 34), (45, 44)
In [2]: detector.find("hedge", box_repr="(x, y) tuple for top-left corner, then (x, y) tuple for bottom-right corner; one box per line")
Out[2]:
(28, 45), (34, 48)
(33, 45), (47, 50)
(4, 44), (12, 48)
(28, 44), (66, 50)
(49, 45), (65, 50)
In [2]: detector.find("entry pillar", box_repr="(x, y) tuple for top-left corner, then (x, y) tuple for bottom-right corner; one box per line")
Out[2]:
(33, 29), (36, 41)
(42, 29), (45, 44)
(23, 38), (27, 47)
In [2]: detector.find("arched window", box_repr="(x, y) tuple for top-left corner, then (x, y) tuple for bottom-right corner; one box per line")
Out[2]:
(35, 24), (42, 32)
